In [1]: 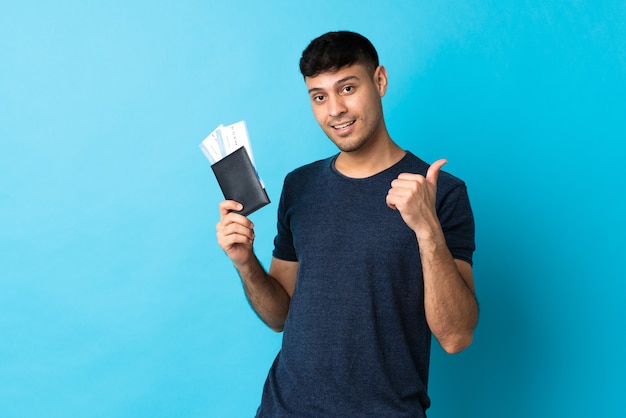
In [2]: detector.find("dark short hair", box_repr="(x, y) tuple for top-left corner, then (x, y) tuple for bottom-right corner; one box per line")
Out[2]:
(299, 31), (379, 78)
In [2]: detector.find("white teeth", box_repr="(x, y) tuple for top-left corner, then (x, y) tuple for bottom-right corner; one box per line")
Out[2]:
(333, 121), (354, 129)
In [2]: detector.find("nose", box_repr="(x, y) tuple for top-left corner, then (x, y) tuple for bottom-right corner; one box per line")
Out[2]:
(328, 94), (347, 118)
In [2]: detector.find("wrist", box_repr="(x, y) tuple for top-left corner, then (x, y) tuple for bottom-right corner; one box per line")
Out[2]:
(233, 251), (258, 273)
(414, 222), (446, 250)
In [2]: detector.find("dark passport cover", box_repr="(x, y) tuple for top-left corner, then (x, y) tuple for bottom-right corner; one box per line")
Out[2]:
(211, 146), (270, 216)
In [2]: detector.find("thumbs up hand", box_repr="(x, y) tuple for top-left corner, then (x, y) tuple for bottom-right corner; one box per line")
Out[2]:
(386, 159), (447, 235)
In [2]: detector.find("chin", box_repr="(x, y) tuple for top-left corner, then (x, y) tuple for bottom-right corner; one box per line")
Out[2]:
(333, 138), (368, 153)
(338, 144), (362, 153)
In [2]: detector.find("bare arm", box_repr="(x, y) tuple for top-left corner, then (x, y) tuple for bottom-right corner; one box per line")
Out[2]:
(216, 200), (298, 332)
(417, 227), (478, 353)
(386, 160), (478, 353)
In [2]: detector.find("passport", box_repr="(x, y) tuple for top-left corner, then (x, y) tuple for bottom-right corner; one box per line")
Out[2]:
(200, 121), (270, 216)
(210, 146), (270, 216)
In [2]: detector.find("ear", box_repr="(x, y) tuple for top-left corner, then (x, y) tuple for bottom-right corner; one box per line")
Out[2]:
(374, 65), (388, 97)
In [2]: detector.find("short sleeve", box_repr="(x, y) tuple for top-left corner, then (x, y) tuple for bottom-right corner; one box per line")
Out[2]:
(436, 182), (475, 265)
(272, 175), (298, 262)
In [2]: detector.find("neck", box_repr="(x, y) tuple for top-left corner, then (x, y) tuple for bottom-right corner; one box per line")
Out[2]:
(334, 132), (406, 178)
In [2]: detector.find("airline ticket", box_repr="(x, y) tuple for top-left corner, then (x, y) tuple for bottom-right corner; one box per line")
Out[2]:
(199, 121), (256, 166)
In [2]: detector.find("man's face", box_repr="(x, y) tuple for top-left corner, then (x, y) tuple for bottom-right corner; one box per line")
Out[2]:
(305, 64), (388, 153)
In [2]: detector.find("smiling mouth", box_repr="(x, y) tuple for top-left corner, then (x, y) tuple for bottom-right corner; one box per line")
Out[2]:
(332, 120), (355, 130)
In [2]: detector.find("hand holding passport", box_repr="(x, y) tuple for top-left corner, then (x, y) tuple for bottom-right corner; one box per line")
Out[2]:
(199, 121), (270, 216)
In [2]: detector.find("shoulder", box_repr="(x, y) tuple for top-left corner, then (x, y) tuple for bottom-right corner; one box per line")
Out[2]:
(403, 152), (467, 191)
(287, 155), (335, 176)
(402, 152), (469, 212)
(283, 155), (336, 186)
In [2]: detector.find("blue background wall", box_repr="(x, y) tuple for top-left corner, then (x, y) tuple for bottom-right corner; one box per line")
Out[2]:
(1, 1), (624, 417)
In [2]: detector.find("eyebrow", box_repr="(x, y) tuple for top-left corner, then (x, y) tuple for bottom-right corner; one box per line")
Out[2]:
(307, 75), (360, 94)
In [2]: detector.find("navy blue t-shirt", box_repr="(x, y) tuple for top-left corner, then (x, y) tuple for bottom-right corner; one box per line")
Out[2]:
(257, 152), (475, 417)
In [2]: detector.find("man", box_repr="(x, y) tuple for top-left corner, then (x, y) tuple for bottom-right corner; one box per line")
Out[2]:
(216, 31), (478, 417)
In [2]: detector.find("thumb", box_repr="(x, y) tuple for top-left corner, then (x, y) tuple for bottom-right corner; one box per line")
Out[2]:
(426, 159), (448, 185)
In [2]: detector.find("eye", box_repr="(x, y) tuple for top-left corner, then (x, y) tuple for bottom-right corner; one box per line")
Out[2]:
(312, 94), (325, 102)
(342, 85), (355, 95)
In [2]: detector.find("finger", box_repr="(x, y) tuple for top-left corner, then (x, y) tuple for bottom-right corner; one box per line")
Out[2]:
(385, 193), (398, 210)
(217, 215), (254, 235)
(396, 173), (424, 181)
(426, 159), (447, 185)
(386, 188), (412, 210)
(392, 176), (425, 192)
(218, 231), (254, 250)
(219, 200), (244, 216)
(217, 222), (255, 244)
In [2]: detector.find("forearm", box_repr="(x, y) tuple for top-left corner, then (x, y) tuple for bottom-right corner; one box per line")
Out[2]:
(418, 226), (478, 354)
(234, 255), (291, 332)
